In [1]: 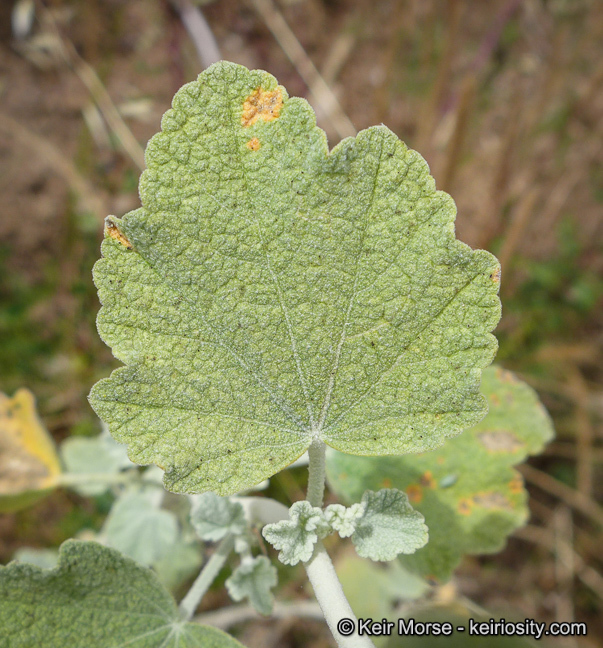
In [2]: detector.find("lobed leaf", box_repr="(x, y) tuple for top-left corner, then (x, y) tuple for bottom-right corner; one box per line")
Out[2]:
(324, 502), (364, 538)
(262, 501), (329, 565)
(89, 61), (500, 495)
(190, 492), (247, 541)
(351, 489), (428, 561)
(225, 555), (277, 616)
(101, 491), (179, 565)
(326, 366), (555, 580)
(0, 540), (244, 648)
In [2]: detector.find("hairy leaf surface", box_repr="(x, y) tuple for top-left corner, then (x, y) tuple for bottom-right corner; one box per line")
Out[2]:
(0, 540), (244, 648)
(90, 61), (500, 495)
(326, 366), (554, 580)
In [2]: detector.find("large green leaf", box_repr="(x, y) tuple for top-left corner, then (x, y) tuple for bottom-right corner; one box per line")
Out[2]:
(89, 61), (500, 495)
(326, 366), (554, 581)
(0, 540), (244, 648)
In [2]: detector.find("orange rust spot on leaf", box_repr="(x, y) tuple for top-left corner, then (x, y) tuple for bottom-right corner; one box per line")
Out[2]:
(406, 484), (423, 504)
(381, 477), (392, 488)
(246, 137), (261, 151)
(472, 491), (512, 510)
(105, 217), (132, 249)
(419, 470), (436, 488)
(437, 456), (445, 465)
(489, 393), (501, 407)
(241, 87), (283, 127)
(478, 430), (523, 453)
(457, 498), (473, 515)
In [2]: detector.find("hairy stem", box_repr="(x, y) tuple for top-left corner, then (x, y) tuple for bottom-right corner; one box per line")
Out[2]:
(307, 439), (327, 507)
(304, 440), (374, 647)
(179, 535), (235, 621)
(304, 540), (375, 648)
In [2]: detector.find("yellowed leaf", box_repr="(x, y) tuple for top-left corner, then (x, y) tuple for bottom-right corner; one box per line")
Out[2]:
(0, 389), (61, 511)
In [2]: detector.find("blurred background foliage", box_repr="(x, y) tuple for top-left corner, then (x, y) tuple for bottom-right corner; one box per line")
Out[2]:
(0, 0), (601, 646)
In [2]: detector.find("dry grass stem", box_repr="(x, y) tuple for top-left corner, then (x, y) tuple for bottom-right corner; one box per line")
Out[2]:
(170, 0), (221, 69)
(251, 0), (356, 141)
(519, 463), (603, 529)
(0, 112), (105, 217)
(516, 525), (603, 602)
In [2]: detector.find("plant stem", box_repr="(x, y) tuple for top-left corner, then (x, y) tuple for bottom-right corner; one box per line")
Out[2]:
(307, 439), (327, 507)
(304, 540), (375, 648)
(305, 440), (374, 647)
(179, 534), (235, 621)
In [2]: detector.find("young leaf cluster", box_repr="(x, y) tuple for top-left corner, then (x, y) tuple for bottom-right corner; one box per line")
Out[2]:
(190, 492), (278, 615)
(262, 489), (427, 565)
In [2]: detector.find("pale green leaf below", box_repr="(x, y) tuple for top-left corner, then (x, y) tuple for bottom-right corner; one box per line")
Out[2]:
(10, 547), (58, 570)
(60, 429), (133, 496)
(262, 501), (329, 565)
(225, 555), (277, 616)
(89, 61), (501, 496)
(324, 502), (364, 538)
(326, 365), (555, 580)
(101, 491), (179, 565)
(152, 538), (203, 592)
(351, 489), (428, 561)
(0, 540), (245, 648)
(190, 492), (247, 541)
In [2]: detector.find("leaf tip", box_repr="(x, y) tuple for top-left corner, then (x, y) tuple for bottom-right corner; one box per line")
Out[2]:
(241, 87), (283, 127)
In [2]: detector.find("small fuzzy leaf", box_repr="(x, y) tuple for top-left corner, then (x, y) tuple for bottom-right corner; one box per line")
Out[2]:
(225, 555), (277, 615)
(190, 492), (246, 541)
(324, 503), (364, 538)
(262, 501), (329, 565)
(0, 540), (244, 648)
(89, 61), (500, 496)
(101, 491), (179, 565)
(0, 389), (61, 512)
(61, 428), (133, 496)
(351, 489), (428, 561)
(326, 365), (555, 580)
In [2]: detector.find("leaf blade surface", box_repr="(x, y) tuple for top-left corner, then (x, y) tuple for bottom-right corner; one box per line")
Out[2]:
(90, 61), (500, 495)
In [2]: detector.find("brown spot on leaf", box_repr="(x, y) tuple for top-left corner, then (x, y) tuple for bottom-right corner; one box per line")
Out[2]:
(105, 217), (132, 249)
(420, 470), (436, 488)
(472, 491), (512, 510)
(478, 430), (523, 453)
(241, 87), (283, 127)
(246, 137), (261, 151)
(381, 477), (392, 488)
(458, 498), (473, 515)
(490, 266), (501, 283)
(406, 484), (423, 504)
